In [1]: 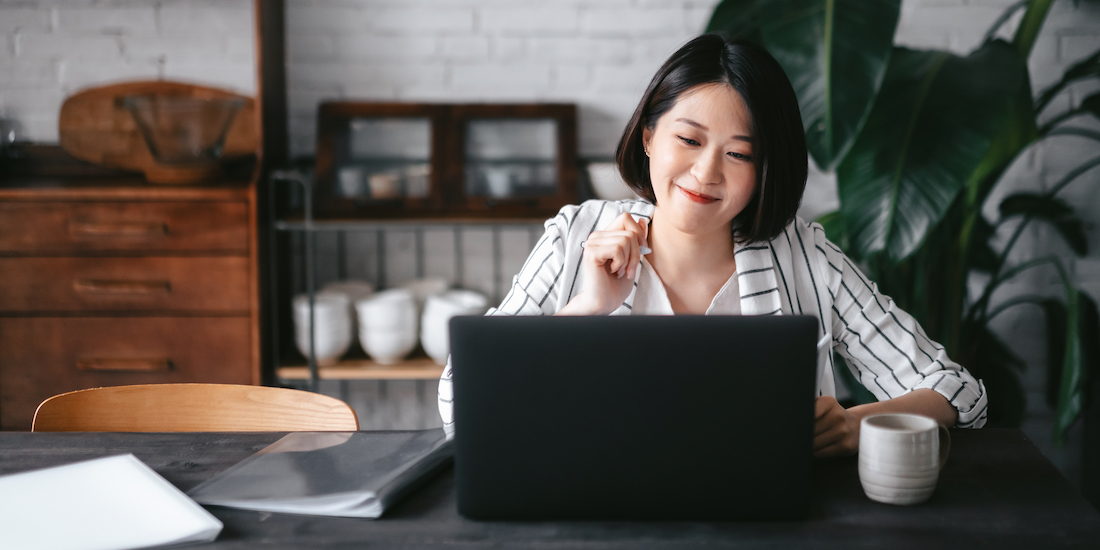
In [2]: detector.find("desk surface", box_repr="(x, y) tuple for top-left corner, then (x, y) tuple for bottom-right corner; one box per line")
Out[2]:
(1, 429), (1098, 549)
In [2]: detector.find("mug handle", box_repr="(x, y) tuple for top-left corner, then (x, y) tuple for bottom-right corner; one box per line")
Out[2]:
(938, 425), (952, 468)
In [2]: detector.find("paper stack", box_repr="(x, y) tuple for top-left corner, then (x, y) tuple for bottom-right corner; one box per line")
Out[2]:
(0, 454), (222, 550)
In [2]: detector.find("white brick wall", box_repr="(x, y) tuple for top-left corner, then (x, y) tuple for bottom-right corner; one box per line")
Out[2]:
(2, 0), (1100, 452)
(282, 0), (717, 156)
(0, 0), (255, 143)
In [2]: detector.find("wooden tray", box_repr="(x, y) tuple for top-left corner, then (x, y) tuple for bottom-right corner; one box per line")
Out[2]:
(58, 81), (257, 181)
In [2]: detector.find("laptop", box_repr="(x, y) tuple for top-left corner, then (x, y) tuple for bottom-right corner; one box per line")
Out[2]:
(448, 314), (818, 521)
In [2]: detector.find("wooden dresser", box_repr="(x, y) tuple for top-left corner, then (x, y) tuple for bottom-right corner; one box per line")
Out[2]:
(0, 162), (260, 430)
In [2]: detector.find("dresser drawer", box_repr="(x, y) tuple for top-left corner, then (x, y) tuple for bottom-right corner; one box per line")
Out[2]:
(0, 316), (253, 430)
(0, 257), (250, 313)
(0, 201), (248, 254)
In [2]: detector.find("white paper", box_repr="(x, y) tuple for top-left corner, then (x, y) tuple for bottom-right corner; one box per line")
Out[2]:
(0, 454), (223, 550)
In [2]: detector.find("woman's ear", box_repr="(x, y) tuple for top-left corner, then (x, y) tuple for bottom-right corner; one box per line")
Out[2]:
(641, 126), (653, 157)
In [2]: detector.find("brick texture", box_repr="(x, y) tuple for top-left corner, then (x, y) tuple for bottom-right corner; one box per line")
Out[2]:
(0, 0), (254, 143)
(3, 0), (1100, 457)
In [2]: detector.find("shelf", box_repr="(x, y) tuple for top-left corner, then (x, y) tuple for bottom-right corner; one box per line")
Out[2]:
(273, 217), (545, 231)
(277, 356), (444, 380)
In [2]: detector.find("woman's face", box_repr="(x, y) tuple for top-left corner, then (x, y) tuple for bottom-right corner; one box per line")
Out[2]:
(642, 82), (756, 238)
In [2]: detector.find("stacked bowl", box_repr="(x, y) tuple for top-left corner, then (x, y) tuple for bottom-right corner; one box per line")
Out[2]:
(355, 289), (419, 364)
(421, 290), (490, 365)
(292, 292), (353, 366)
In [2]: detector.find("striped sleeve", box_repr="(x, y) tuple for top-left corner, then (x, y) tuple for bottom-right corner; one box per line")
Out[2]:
(487, 210), (571, 317)
(815, 224), (988, 428)
(439, 205), (576, 438)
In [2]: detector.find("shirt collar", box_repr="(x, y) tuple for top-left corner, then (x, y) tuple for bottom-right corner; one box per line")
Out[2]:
(733, 239), (783, 316)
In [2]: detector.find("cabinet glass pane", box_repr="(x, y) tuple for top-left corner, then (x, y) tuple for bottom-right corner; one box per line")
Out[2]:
(464, 119), (557, 198)
(338, 118), (431, 200)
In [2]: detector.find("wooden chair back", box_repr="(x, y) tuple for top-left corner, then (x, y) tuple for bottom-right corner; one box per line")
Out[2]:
(32, 384), (359, 432)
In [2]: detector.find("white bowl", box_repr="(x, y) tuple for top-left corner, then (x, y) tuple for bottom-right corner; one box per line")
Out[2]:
(322, 280), (375, 333)
(355, 289), (418, 363)
(359, 328), (418, 364)
(421, 290), (489, 365)
(292, 292), (353, 365)
(399, 277), (450, 312)
(322, 280), (375, 303)
(355, 289), (418, 332)
(586, 162), (637, 201)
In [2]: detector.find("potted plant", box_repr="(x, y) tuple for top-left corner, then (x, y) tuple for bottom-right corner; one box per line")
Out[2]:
(708, 0), (1100, 442)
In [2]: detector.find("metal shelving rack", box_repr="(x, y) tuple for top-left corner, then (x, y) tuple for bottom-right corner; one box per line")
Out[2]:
(267, 169), (543, 392)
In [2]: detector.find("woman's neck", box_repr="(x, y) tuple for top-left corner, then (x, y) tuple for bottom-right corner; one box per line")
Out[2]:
(645, 211), (738, 313)
(647, 214), (736, 273)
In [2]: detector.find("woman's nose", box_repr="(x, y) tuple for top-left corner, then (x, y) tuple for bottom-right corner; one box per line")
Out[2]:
(689, 149), (723, 185)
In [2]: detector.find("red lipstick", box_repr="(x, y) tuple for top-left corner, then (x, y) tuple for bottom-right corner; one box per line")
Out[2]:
(677, 185), (718, 204)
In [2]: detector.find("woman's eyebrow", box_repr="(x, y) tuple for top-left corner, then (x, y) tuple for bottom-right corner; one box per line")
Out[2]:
(674, 118), (752, 142)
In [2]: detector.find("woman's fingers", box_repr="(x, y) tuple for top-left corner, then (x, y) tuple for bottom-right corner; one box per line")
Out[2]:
(585, 230), (641, 277)
(588, 214), (649, 279)
(585, 237), (629, 277)
(812, 395), (859, 457)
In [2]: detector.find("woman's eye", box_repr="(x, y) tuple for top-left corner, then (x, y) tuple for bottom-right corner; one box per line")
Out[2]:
(677, 136), (700, 146)
(728, 152), (752, 161)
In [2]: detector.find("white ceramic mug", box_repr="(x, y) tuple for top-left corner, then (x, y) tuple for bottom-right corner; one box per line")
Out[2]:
(292, 292), (353, 366)
(484, 167), (512, 198)
(420, 290), (489, 365)
(337, 167), (367, 197)
(858, 413), (951, 505)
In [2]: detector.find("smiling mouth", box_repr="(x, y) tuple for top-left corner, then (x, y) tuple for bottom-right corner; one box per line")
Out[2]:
(676, 185), (719, 204)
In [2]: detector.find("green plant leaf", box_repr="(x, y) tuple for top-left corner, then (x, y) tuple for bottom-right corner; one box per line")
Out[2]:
(969, 216), (1000, 273)
(962, 322), (1027, 428)
(756, 0), (901, 171)
(1082, 93), (1100, 119)
(966, 66), (1037, 205)
(704, 0), (762, 43)
(1040, 298), (1069, 409)
(814, 210), (849, 252)
(1011, 0), (1054, 58)
(999, 193), (1089, 255)
(1054, 291), (1100, 443)
(1035, 48), (1100, 113)
(836, 40), (1025, 262)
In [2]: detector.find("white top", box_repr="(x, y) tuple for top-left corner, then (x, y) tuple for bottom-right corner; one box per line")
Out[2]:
(438, 199), (988, 438)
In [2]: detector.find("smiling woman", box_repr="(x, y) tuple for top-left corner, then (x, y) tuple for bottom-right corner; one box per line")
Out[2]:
(438, 34), (988, 457)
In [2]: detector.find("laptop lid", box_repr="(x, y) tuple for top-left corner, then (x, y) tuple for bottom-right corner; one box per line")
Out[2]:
(449, 314), (818, 521)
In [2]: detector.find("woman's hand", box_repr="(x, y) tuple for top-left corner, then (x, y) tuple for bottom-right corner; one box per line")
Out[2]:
(813, 396), (860, 458)
(557, 213), (648, 316)
(813, 389), (958, 458)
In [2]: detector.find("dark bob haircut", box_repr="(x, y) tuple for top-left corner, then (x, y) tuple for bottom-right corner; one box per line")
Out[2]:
(616, 34), (807, 244)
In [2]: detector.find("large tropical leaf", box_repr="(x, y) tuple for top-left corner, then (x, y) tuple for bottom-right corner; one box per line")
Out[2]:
(1054, 291), (1100, 443)
(836, 40), (1025, 262)
(1035, 47), (1100, 113)
(814, 210), (848, 251)
(1039, 298), (1069, 409)
(1083, 93), (1100, 120)
(999, 193), (1089, 255)
(969, 216), (1000, 274)
(705, 0), (762, 44)
(963, 322), (1027, 428)
(965, 65), (1037, 205)
(757, 0), (901, 171)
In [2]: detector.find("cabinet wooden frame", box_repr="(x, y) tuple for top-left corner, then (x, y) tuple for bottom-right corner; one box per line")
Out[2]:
(314, 102), (577, 220)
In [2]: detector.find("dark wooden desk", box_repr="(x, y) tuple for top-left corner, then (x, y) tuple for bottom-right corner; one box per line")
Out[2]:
(1, 429), (1098, 549)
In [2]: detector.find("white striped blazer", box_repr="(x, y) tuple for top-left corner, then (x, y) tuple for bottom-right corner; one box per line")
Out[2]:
(438, 199), (988, 436)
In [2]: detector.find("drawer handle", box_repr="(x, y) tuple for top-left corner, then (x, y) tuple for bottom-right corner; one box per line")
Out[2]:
(70, 221), (167, 238)
(73, 279), (172, 295)
(77, 358), (173, 372)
